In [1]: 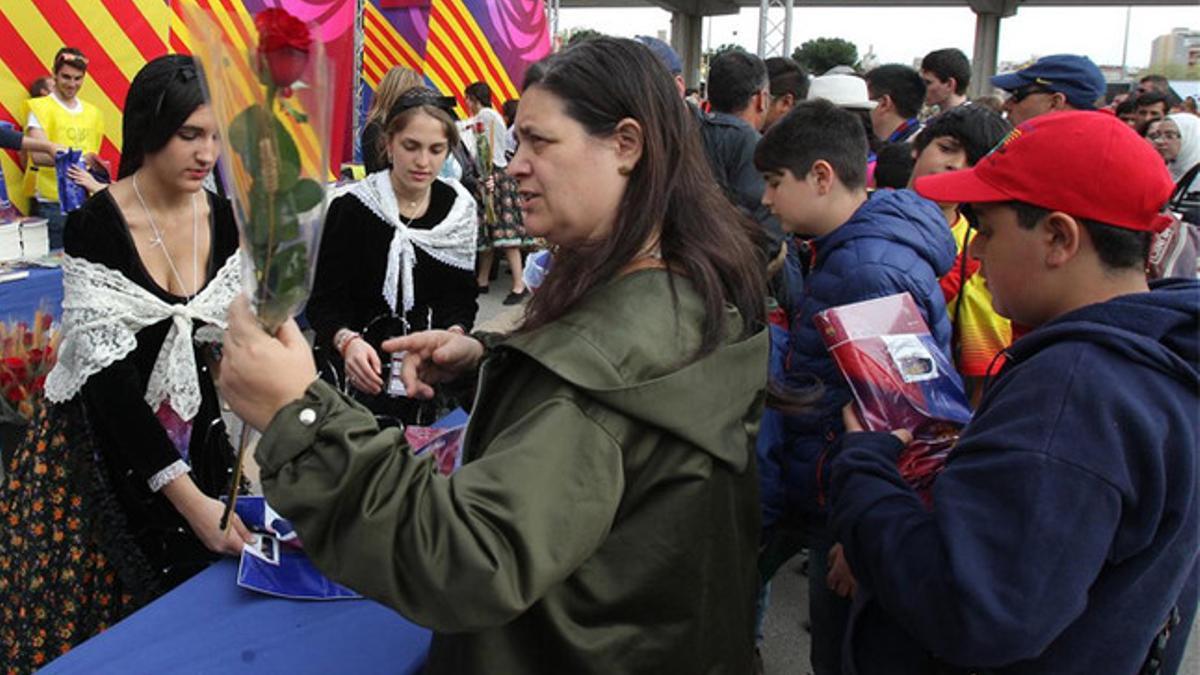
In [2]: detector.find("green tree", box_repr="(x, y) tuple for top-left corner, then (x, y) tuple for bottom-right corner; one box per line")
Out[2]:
(566, 28), (604, 46)
(792, 38), (859, 75)
(1139, 64), (1200, 81)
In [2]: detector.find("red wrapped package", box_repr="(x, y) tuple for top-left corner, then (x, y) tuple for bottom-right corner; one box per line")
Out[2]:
(815, 293), (972, 502)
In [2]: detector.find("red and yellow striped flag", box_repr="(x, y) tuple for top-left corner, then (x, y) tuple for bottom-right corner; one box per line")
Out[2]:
(422, 0), (519, 115)
(0, 0), (171, 213)
(362, 1), (423, 90)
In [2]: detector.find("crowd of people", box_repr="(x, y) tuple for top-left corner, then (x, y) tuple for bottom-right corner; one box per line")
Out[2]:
(0, 31), (1197, 675)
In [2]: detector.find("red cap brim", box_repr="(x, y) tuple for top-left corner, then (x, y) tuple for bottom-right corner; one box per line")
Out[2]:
(914, 168), (1012, 206)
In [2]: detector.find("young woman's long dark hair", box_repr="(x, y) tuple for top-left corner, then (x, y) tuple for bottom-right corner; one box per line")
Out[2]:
(118, 54), (206, 179)
(519, 38), (767, 356)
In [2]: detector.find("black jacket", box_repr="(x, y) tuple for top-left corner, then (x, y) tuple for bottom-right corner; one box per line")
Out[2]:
(696, 107), (783, 260)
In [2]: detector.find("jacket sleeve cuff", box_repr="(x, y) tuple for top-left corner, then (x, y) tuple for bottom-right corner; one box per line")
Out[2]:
(255, 379), (357, 477)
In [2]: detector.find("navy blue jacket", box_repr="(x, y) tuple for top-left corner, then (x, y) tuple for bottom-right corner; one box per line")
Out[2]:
(831, 279), (1200, 674)
(766, 189), (956, 519)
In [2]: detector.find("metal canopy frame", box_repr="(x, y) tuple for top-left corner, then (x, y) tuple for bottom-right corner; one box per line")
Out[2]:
(757, 0), (794, 58)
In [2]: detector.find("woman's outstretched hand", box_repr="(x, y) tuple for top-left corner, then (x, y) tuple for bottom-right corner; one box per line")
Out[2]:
(383, 328), (484, 400)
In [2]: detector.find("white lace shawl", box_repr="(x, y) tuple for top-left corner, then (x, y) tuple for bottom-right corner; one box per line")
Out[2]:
(348, 171), (477, 315)
(45, 252), (242, 423)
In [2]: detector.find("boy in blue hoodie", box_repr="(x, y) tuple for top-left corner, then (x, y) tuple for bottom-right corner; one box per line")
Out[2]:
(833, 111), (1199, 674)
(753, 99), (956, 675)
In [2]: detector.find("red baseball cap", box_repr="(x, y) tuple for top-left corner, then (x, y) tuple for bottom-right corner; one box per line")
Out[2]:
(914, 111), (1176, 233)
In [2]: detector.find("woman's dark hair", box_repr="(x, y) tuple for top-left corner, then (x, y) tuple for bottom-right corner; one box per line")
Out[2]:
(464, 81), (492, 108)
(522, 61), (548, 92)
(501, 99), (519, 126)
(380, 87), (460, 161)
(520, 37), (767, 356)
(119, 55), (205, 178)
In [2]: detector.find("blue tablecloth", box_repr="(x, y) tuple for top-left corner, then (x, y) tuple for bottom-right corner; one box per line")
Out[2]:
(0, 264), (62, 325)
(40, 558), (432, 674)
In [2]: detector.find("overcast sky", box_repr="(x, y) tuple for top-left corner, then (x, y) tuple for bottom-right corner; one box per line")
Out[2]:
(558, 5), (1199, 70)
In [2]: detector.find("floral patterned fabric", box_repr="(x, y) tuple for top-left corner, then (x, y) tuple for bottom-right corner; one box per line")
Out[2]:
(477, 168), (534, 251)
(0, 401), (156, 674)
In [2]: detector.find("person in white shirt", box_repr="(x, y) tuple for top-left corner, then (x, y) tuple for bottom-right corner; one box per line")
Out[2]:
(464, 81), (531, 305)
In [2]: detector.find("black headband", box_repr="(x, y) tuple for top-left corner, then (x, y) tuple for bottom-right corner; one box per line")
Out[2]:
(386, 88), (458, 124)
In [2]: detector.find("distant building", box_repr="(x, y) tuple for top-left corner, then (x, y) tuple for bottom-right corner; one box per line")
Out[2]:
(1150, 27), (1200, 68)
(859, 45), (879, 72)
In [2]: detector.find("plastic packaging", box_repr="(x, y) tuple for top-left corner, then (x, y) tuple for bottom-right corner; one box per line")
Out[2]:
(815, 292), (972, 500)
(54, 149), (88, 213)
(523, 249), (551, 292)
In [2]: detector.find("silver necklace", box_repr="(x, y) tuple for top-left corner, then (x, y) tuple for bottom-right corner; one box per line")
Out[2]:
(132, 174), (199, 299)
(390, 175), (432, 225)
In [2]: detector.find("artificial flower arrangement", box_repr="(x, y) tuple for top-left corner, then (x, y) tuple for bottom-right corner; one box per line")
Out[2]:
(0, 310), (59, 420)
(182, 5), (332, 527)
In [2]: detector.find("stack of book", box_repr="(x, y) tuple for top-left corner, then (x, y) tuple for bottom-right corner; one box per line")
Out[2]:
(20, 218), (49, 259)
(0, 221), (21, 261)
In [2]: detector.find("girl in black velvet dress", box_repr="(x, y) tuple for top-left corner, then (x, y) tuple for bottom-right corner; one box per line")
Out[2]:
(307, 88), (478, 426)
(0, 55), (250, 670)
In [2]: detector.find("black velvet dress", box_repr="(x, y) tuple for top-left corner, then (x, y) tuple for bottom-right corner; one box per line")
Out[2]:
(65, 189), (240, 586)
(0, 189), (240, 668)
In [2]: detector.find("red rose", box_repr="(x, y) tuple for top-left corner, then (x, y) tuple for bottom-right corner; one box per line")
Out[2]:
(474, 121), (485, 134)
(254, 9), (311, 89)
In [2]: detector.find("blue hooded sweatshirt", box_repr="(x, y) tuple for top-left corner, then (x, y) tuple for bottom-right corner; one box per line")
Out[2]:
(762, 189), (956, 523)
(830, 278), (1200, 674)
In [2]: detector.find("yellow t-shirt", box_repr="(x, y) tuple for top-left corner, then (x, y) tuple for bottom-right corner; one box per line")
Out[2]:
(946, 215), (1012, 377)
(25, 95), (104, 203)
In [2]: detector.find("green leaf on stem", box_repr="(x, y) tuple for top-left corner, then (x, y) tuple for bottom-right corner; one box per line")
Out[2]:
(258, 243), (309, 330)
(284, 179), (324, 214)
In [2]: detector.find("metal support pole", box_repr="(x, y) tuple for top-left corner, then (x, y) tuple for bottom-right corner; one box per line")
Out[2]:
(544, 0), (560, 50)
(671, 12), (704, 87)
(757, 0), (769, 57)
(970, 12), (1001, 98)
(757, 0), (794, 59)
(352, 0), (366, 164)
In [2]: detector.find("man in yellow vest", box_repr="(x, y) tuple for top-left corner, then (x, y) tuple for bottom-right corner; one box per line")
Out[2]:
(24, 47), (104, 249)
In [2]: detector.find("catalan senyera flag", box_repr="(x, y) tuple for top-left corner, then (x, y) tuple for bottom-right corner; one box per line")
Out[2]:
(423, 0), (518, 114)
(362, 0), (423, 90)
(362, 0), (549, 127)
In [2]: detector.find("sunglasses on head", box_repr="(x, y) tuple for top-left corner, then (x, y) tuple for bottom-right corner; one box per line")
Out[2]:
(1009, 84), (1055, 103)
(55, 53), (89, 69)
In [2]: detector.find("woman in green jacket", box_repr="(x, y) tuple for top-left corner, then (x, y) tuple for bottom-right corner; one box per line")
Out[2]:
(218, 38), (770, 674)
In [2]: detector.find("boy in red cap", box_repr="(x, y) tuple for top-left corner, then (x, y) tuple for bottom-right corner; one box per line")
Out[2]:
(829, 111), (1199, 674)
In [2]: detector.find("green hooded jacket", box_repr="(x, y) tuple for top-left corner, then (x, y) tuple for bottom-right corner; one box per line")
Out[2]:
(255, 269), (768, 674)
